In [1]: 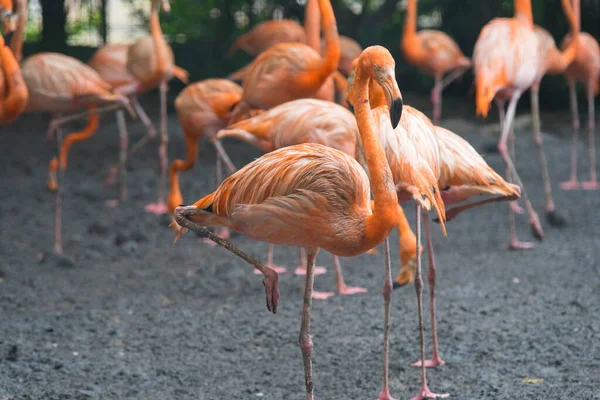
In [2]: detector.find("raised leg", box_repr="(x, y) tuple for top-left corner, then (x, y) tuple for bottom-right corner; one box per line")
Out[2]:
(561, 80), (581, 190)
(411, 217), (445, 368)
(377, 237), (397, 400)
(173, 205), (279, 313)
(299, 248), (320, 400)
(199, 153), (231, 246)
(497, 92), (543, 244)
(410, 206), (448, 400)
(582, 83), (599, 190)
(431, 76), (442, 125)
(333, 255), (367, 295)
(294, 248), (327, 276)
(144, 81), (169, 215)
(254, 244), (288, 274)
(530, 85), (565, 225)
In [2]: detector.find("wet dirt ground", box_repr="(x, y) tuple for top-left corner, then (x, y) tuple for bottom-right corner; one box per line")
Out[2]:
(1, 92), (599, 400)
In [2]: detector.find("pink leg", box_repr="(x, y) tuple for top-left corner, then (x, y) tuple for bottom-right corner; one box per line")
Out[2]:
(411, 217), (445, 368)
(507, 130), (524, 214)
(254, 244), (287, 274)
(174, 205), (279, 313)
(581, 83), (599, 190)
(145, 81), (169, 215)
(431, 77), (442, 125)
(561, 80), (581, 190)
(377, 236), (397, 400)
(496, 94), (543, 245)
(294, 248), (326, 276)
(411, 206), (448, 400)
(333, 255), (367, 295)
(53, 125), (64, 254)
(299, 248), (319, 400)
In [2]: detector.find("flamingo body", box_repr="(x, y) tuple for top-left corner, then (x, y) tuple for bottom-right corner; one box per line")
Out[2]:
(228, 19), (306, 57)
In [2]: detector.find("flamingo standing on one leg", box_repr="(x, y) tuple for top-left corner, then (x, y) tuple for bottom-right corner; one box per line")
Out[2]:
(473, 0), (544, 250)
(401, 0), (471, 124)
(559, 0), (600, 191)
(227, 0), (340, 123)
(529, 0), (579, 224)
(166, 79), (243, 247)
(173, 46), (404, 400)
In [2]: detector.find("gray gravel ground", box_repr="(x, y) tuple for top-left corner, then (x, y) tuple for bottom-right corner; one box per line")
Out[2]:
(0, 93), (599, 400)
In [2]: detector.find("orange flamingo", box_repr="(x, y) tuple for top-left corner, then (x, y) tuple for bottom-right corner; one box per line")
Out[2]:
(0, 25), (27, 124)
(167, 78), (243, 242)
(325, 35), (362, 77)
(473, 0), (544, 250)
(228, 19), (306, 58)
(401, 0), (471, 124)
(215, 98), (418, 296)
(528, 0), (578, 224)
(119, 0), (189, 215)
(559, 0), (600, 191)
(227, 0), (340, 123)
(173, 46), (403, 400)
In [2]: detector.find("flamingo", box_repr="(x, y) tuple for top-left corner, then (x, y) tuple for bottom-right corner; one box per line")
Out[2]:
(559, 0), (600, 191)
(528, 0), (579, 224)
(324, 35), (362, 77)
(227, 0), (340, 123)
(228, 19), (306, 58)
(401, 0), (471, 124)
(173, 46), (403, 400)
(166, 78), (243, 243)
(0, 24), (27, 124)
(214, 98), (419, 296)
(473, 0), (544, 250)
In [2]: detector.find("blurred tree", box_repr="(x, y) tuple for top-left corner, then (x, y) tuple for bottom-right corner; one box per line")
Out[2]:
(99, 0), (108, 44)
(40, 0), (68, 52)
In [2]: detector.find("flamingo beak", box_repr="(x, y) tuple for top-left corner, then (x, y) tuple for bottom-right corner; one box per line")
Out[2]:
(390, 97), (403, 129)
(378, 68), (402, 128)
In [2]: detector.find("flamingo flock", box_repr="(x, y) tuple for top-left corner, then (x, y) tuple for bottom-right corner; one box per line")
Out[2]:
(0, 0), (597, 398)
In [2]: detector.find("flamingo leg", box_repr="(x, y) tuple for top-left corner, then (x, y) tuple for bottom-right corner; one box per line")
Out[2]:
(497, 92), (543, 247)
(117, 109), (128, 202)
(431, 76), (442, 125)
(333, 255), (367, 295)
(199, 154), (231, 246)
(411, 206), (448, 400)
(440, 67), (468, 91)
(132, 96), (157, 140)
(212, 138), (237, 175)
(377, 236), (397, 400)
(53, 126), (64, 254)
(254, 244), (288, 274)
(46, 103), (123, 140)
(411, 216), (445, 368)
(581, 83), (599, 190)
(530, 85), (565, 225)
(173, 205), (280, 313)
(299, 248), (320, 400)
(561, 80), (580, 190)
(294, 248), (327, 276)
(496, 99), (521, 216)
(144, 81), (169, 215)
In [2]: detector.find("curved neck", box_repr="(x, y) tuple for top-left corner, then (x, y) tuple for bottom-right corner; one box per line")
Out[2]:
(304, 0), (321, 53)
(548, 0), (579, 74)
(11, 0), (27, 62)
(314, 0), (340, 81)
(514, 0), (533, 26)
(403, 0), (417, 39)
(148, 0), (168, 86)
(0, 36), (28, 123)
(59, 111), (99, 169)
(167, 137), (198, 214)
(352, 64), (399, 246)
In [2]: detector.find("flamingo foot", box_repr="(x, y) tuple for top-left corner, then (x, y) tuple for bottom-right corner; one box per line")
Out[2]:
(529, 213), (544, 241)
(411, 357), (446, 368)
(105, 199), (119, 208)
(510, 201), (524, 214)
(104, 167), (118, 187)
(312, 291), (335, 300)
(377, 389), (398, 400)
(581, 180), (600, 190)
(262, 268), (280, 314)
(294, 265), (327, 276)
(145, 202), (168, 215)
(507, 240), (535, 250)
(337, 285), (368, 295)
(254, 264), (287, 274)
(410, 385), (449, 400)
(560, 179), (580, 190)
(546, 211), (566, 227)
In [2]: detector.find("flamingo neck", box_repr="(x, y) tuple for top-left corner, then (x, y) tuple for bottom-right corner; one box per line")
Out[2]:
(304, 0), (320, 53)
(514, 0), (533, 26)
(148, 0), (168, 86)
(403, 0), (418, 39)
(353, 64), (399, 247)
(59, 110), (100, 169)
(0, 35), (28, 123)
(548, 0), (579, 74)
(167, 137), (199, 214)
(315, 0), (340, 82)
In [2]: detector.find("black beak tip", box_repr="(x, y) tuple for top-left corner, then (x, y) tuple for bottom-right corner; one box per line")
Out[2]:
(392, 281), (402, 290)
(390, 98), (403, 129)
(4, 30), (14, 46)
